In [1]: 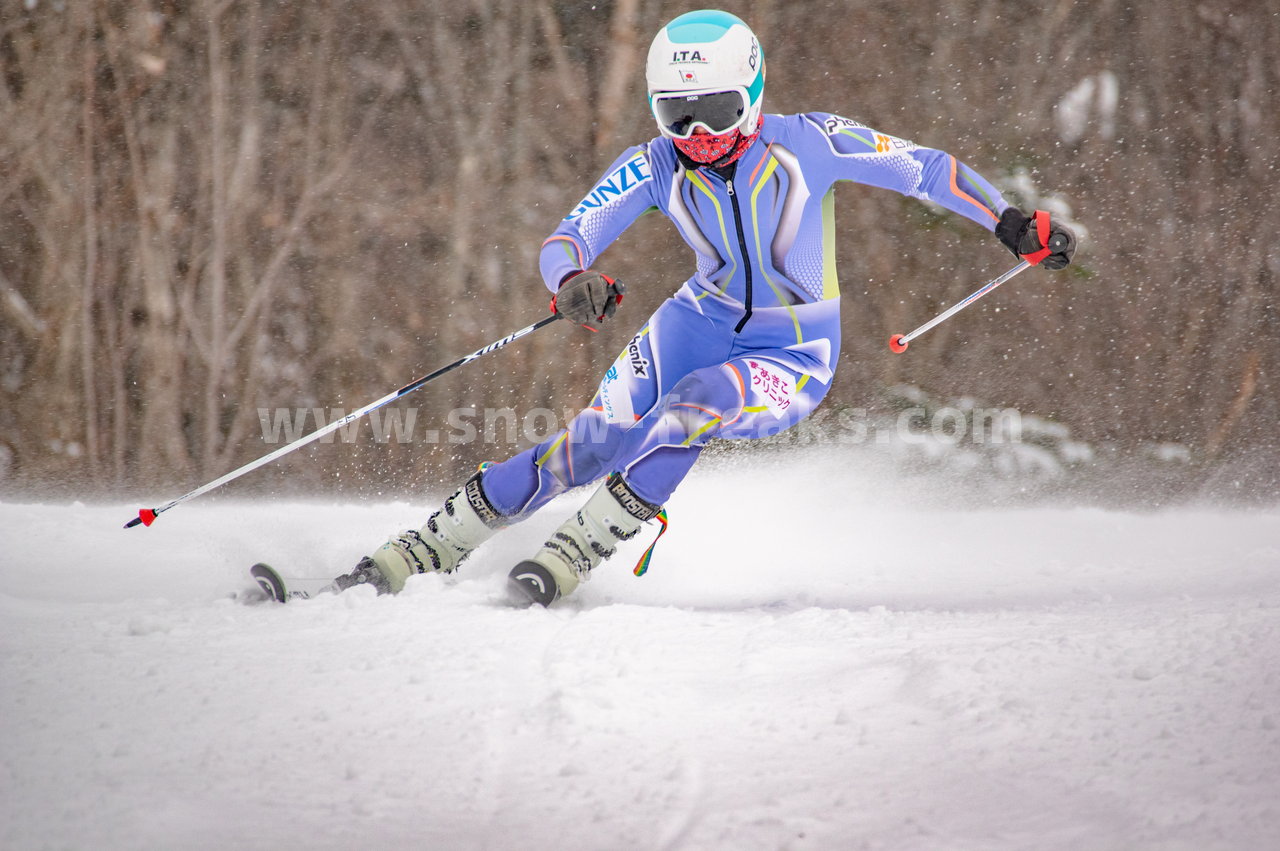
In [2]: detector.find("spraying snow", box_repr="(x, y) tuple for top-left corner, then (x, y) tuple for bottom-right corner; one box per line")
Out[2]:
(2, 459), (1278, 850)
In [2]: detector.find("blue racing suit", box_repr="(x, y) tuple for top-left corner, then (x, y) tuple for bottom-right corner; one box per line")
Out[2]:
(482, 112), (1010, 515)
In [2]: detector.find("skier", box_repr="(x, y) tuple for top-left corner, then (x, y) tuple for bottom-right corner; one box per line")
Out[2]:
(336, 9), (1076, 606)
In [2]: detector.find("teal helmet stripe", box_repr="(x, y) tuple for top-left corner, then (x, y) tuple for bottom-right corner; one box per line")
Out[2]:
(665, 10), (746, 44)
(746, 61), (764, 106)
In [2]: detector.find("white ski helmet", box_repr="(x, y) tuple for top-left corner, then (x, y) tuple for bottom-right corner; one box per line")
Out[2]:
(645, 10), (765, 140)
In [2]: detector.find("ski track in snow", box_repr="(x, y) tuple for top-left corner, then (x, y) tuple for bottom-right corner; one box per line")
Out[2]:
(2, 465), (1279, 851)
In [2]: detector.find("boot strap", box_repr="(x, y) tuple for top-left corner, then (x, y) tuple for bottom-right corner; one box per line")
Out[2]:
(605, 473), (661, 522)
(463, 471), (507, 529)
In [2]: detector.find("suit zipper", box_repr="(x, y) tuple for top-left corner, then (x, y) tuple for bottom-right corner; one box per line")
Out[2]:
(726, 175), (753, 333)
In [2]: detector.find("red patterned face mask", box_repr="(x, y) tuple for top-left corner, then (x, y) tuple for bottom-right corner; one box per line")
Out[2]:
(673, 117), (763, 166)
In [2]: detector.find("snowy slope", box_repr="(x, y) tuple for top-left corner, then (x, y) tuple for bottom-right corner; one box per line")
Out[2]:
(2, 462), (1279, 851)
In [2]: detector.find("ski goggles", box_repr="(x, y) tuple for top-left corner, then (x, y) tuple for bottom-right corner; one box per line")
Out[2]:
(650, 87), (749, 139)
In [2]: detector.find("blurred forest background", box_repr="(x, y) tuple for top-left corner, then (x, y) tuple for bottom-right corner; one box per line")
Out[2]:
(1, 0), (1276, 502)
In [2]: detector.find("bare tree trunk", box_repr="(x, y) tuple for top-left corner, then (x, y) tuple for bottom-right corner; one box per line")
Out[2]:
(593, 0), (641, 154)
(98, 5), (194, 486)
(79, 28), (101, 479)
(203, 0), (231, 473)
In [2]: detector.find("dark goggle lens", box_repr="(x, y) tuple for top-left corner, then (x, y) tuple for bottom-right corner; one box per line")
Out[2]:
(653, 90), (746, 136)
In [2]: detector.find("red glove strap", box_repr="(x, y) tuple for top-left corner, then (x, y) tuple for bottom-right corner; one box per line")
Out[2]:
(603, 274), (624, 308)
(1022, 209), (1053, 266)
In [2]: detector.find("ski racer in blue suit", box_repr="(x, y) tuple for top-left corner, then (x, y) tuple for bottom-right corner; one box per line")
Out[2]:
(345, 9), (1077, 606)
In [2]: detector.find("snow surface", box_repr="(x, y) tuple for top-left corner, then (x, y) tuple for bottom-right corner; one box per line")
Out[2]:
(3, 460), (1279, 850)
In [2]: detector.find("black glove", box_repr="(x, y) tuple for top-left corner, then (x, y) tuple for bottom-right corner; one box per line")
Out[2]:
(552, 270), (626, 329)
(995, 207), (1076, 270)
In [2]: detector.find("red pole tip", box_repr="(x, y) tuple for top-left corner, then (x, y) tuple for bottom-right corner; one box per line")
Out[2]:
(888, 334), (909, 354)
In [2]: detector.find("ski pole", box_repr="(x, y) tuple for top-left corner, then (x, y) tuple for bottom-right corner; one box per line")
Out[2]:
(124, 314), (561, 529)
(888, 261), (1029, 353)
(888, 230), (1069, 353)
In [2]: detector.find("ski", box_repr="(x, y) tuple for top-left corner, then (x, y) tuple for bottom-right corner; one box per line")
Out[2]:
(249, 563), (339, 603)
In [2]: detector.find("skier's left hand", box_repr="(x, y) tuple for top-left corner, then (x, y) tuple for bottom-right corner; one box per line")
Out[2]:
(552, 270), (626, 330)
(996, 207), (1077, 270)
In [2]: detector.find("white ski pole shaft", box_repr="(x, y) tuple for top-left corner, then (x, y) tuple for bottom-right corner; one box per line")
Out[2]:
(124, 314), (561, 528)
(889, 226), (1071, 354)
(888, 260), (1030, 353)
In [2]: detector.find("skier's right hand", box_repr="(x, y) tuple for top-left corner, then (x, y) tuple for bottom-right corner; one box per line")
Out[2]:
(552, 270), (626, 330)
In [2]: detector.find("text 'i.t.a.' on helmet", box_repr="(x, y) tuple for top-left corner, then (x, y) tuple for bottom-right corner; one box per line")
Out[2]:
(645, 10), (765, 141)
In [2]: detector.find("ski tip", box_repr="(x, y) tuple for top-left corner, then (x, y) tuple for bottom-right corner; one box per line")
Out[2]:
(507, 561), (560, 608)
(888, 334), (908, 354)
(250, 563), (288, 603)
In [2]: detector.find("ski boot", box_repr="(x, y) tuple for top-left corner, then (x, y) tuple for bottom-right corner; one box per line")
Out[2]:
(508, 472), (662, 607)
(341, 471), (507, 594)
